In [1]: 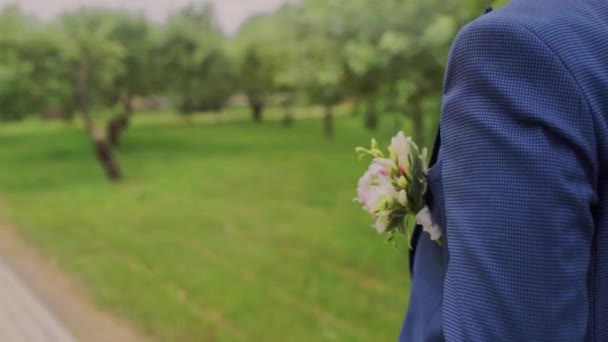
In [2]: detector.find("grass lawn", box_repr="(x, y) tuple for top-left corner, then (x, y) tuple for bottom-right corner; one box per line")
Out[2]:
(0, 111), (415, 341)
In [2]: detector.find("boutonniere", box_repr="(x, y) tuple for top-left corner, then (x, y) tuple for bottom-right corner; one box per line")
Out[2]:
(354, 132), (442, 246)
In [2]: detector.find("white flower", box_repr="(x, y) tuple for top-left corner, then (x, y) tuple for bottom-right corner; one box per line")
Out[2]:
(357, 162), (397, 214)
(373, 211), (390, 233)
(389, 131), (412, 172)
(416, 206), (442, 241)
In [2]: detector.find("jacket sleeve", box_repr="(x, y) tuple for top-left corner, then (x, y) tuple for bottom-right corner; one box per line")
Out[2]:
(440, 16), (599, 341)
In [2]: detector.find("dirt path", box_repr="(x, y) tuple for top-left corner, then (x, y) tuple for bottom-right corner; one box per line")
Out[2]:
(0, 223), (145, 342)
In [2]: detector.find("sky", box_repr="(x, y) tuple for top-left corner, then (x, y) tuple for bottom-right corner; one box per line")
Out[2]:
(0, 0), (287, 34)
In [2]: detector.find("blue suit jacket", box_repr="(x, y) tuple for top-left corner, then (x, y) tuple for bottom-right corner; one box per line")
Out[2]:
(401, 1), (608, 341)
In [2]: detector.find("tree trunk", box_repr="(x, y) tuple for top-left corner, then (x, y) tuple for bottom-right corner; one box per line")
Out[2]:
(76, 69), (95, 135)
(107, 115), (128, 147)
(93, 129), (122, 180)
(282, 105), (294, 128)
(364, 97), (378, 130)
(249, 95), (264, 123)
(108, 94), (133, 147)
(251, 102), (264, 123)
(324, 104), (334, 138)
(76, 68), (122, 181)
(63, 97), (78, 123)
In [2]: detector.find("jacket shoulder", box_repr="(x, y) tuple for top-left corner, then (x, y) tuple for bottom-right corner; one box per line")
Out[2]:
(457, 0), (600, 51)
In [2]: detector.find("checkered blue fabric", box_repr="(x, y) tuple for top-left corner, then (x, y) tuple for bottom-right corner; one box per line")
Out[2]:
(400, 0), (608, 341)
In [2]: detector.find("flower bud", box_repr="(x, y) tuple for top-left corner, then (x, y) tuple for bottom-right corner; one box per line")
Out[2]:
(397, 190), (408, 206)
(397, 175), (408, 188)
(371, 138), (380, 150)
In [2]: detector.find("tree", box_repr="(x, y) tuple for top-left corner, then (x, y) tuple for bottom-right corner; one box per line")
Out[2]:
(0, 7), (67, 121)
(0, 7), (37, 122)
(231, 14), (282, 123)
(58, 9), (126, 180)
(0, 0), (495, 151)
(157, 4), (235, 115)
(260, 4), (302, 127)
(105, 12), (155, 146)
(291, 31), (344, 138)
(281, 0), (486, 142)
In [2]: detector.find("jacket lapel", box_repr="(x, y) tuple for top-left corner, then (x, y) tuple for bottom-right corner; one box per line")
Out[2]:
(409, 127), (441, 275)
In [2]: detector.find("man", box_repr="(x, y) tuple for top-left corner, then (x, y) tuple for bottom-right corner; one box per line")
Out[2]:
(401, 0), (607, 341)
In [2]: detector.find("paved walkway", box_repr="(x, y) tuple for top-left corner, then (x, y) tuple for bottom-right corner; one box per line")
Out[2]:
(0, 258), (76, 341)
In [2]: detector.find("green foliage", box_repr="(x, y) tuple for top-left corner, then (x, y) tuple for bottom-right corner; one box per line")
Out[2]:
(0, 0), (490, 128)
(106, 12), (156, 101)
(229, 13), (284, 115)
(228, 0), (488, 135)
(158, 4), (236, 113)
(0, 7), (73, 121)
(0, 4), (237, 120)
(58, 9), (128, 110)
